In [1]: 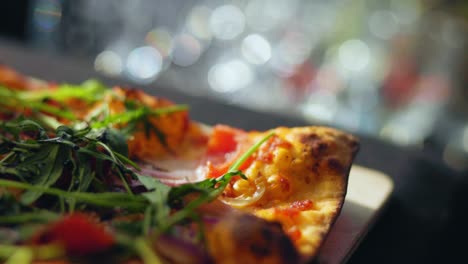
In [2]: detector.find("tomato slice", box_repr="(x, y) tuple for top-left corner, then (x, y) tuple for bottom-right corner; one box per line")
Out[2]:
(204, 125), (253, 178)
(206, 125), (244, 155)
(32, 213), (114, 256)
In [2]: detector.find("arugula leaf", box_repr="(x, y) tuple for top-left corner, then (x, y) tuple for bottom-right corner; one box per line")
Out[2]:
(74, 161), (94, 192)
(0, 87), (77, 121)
(89, 104), (187, 154)
(142, 119), (167, 149)
(134, 238), (163, 264)
(0, 77), (275, 263)
(135, 173), (171, 232)
(136, 174), (168, 192)
(0, 190), (25, 217)
(29, 102), (77, 121)
(0, 119), (47, 140)
(0, 211), (59, 224)
(16, 80), (107, 103)
(97, 128), (129, 157)
(20, 145), (69, 205)
(0, 244), (65, 262)
(0, 179), (148, 211)
(5, 247), (33, 264)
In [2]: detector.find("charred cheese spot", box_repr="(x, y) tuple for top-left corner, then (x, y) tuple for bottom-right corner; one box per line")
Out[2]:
(327, 157), (345, 174)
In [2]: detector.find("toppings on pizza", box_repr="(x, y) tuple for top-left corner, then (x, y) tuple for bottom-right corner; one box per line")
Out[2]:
(0, 66), (359, 263)
(31, 213), (115, 255)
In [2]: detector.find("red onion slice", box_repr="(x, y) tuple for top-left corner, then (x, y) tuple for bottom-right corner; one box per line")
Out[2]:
(219, 180), (266, 208)
(138, 166), (206, 186)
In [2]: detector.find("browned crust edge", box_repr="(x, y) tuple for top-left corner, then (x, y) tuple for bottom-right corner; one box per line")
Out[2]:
(307, 131), (360, 263)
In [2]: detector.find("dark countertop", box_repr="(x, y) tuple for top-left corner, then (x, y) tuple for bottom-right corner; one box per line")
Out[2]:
(0, 40), (466, 263)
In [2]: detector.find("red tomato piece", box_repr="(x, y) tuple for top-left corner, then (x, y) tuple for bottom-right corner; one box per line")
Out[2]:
(206, 125), (244, 155)
(204, 125), (257, 179)
(205, 161), (225, 179)
(32, 213), (114, 255)
(205, 155), (255, 179)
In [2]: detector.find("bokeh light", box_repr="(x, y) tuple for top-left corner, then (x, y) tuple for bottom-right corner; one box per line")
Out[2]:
(186, 6), (213, 41)
(94, 50), (123, 77)
(245, 0), (298, 32)
(270, 32), (314, 77)
(28, 0), (466, 150)
(338, 39), (371, 72)
(145, 28), (173, 58)
(209, 5), (245, 40)
(208, 59), (253, 93)
(145, 28), (173, 70)
(443, 143), (468, 171)
(33, 0), (62, 32)
(171, 33), (202, 67)
(126, 46), (163, 83)
(241, 34), (271, 65)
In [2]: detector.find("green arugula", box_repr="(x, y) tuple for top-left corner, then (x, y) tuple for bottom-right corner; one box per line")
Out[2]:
(0, 79), (275, 263)
(0, 243), (65, 263)
(0, 86), (77, 120)
(0, 118), (273, 226)
(19, 80), (107, 103)
(91, 104), (188, 129)
(0, 120), (138, 205)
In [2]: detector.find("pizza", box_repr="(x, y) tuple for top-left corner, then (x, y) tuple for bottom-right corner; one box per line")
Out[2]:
(0, 66), (359, 264)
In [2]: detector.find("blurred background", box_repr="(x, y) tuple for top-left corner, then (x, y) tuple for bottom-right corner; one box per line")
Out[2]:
(1, 0), (468, 171)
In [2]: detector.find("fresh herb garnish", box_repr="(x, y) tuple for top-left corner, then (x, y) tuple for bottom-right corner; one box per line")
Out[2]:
(0, 120), (138, 204)
(91, 104), (188, 130)
(19, 80), (107, 103)
(0, 86), (78, 120)
(0, 117), (273, 261)
(0, 79), (274, 263)
(0, 243), (64, 263)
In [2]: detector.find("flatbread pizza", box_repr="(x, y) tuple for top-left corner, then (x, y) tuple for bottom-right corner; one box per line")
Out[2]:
(0, 66), (359, 264)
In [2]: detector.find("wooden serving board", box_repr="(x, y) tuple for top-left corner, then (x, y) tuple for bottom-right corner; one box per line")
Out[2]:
(317, 165), (394, 263)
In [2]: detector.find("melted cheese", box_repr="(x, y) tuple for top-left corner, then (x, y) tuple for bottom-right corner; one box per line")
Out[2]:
(227, 127), (358, 257)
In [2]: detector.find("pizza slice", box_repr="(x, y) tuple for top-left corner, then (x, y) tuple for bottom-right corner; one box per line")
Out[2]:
(0, 66), (358, 264)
